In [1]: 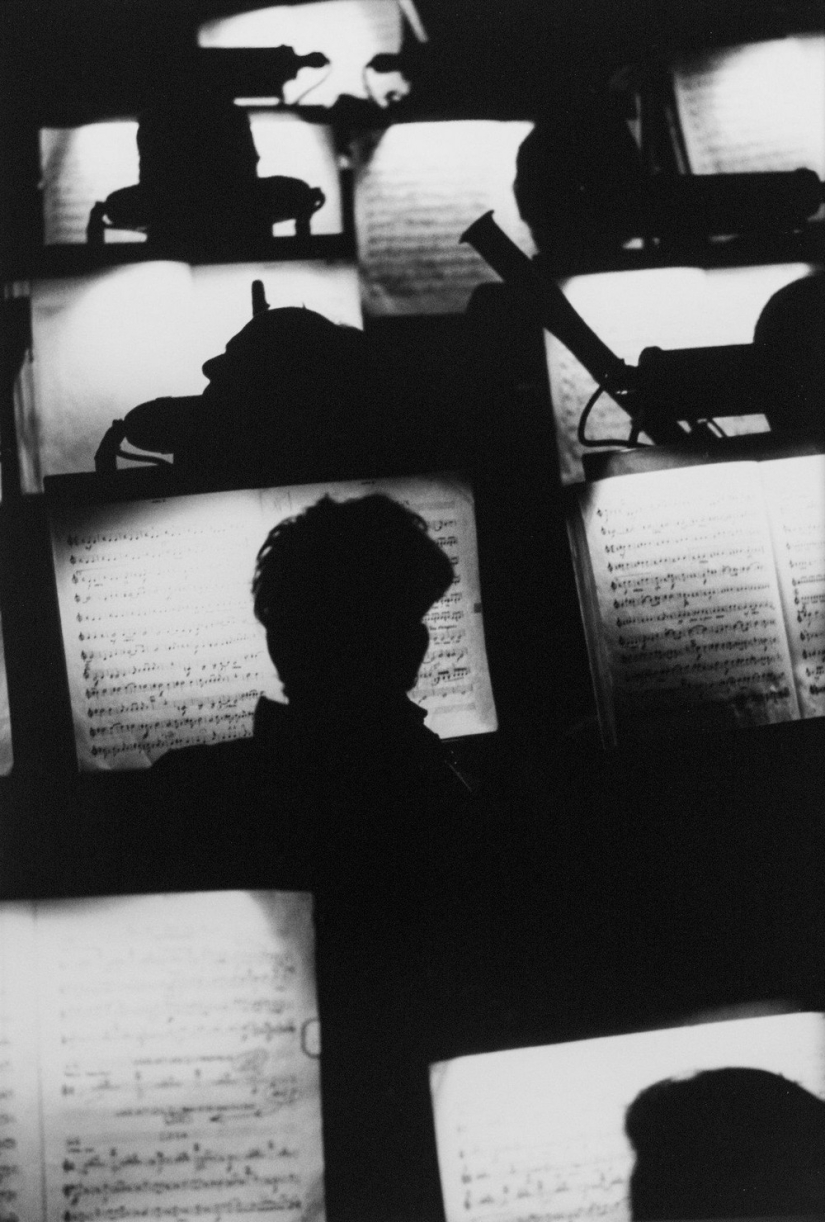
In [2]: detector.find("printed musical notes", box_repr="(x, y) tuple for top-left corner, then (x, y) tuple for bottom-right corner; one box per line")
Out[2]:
(50, 475), (496, 771)
(51, 489), (284, 770)
(673, 35), (825, 177)
(430, 1013), (825, 1222)
(575, 461), (804, 742)
(762, 454), (825, 720)
(0, 890), (324, 1222)
(354, 121), (535, 315)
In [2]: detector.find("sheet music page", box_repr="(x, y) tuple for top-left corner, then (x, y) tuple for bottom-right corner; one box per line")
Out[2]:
(761, 453), (825, 720)
(0, 609), (12, 775)
(354, 121), (535, 315)
(40, 121), (143, 245)
(199, 0), (403, 108)
(50, 489), (284, 771)
(431, 1012), (825, 1222)
(547, 263), (812, 485)
(25, 262), (361, 493)
(577, 462), (799, 740)
(248, 113), (343, 234)
(266, 473), (497, 738)
(673, 35), (825, 177)
(0, 904), (45, 1222)
(34, 890), (324, 1222)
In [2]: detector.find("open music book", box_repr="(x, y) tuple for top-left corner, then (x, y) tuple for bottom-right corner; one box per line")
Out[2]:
(22, 261), (361, 493)
(430, 1011), (825, 1222)
(48, 473), (496, 770)
(672, 34), (825, 178)
(0, 889), (324, 1222)
(567, 452), (825, 745)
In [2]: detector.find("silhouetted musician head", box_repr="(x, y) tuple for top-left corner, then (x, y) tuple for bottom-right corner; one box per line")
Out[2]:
(754, 272), (825, 437)
(514, 106), (646, 265)
(188, 306), (378, 485)
(626, 1067), (825, 1217)
(110, 305), (385, 486)
(252, 493), (453, 708)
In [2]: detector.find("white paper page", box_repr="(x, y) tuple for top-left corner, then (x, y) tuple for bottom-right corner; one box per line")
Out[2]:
(0, 608), (12, 775)
(355, 121), (535, 315)
(431, 1012), (825, 1222)
(0, 904), (45, 1222)
(248, 113), (343, 234)
(40, 122), (143, 245)
(578, 462), (800, 739)
(199, 0), (402, 108)
(761, 453), (825, 720)
(547, 262), (812, 485)
(25, 261), (361, 493)
(26, 264), (199, 492)
(674, 35), (825, 177)
(50, 489), (285, 771)
(266, 473), (498, 738)
(34, 890), (323, 1222)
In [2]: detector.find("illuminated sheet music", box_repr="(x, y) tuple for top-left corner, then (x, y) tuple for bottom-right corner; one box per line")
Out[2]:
(23, 261), (361, 492)
(199, 0), (403, 107)
(546, 263), (813, 485)
(354, 121), (535, 315)
(49, 474), (496, 771)
(431, 1013), (825, 1222)
(1, 890), (324, 1222)
(673, 35), (825, 177)
(577, 462), (799, 740)
(40, 122), (143, 245)
(762, 454), (825, 720)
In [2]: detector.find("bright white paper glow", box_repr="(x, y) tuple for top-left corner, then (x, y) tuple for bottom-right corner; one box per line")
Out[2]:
(674, 34), (825, 177)
(23, 261), (361, 490)
(40, 122), (143, 245)
(355, 120), (535, 315)
(41, 114), (343, 243)
(431, 1013), (825, 1222)
(1, 890), (324, 1222)
(546, 262), (815, 484)
(198, 0), (403, 107)
(248, 112), (342, 233)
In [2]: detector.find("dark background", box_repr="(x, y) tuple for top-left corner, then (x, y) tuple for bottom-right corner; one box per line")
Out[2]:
(1, 3), (824, 1219)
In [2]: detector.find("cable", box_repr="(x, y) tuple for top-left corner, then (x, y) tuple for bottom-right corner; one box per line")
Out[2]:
(291, 61), (334, 104)
(577, 382), (648, 449)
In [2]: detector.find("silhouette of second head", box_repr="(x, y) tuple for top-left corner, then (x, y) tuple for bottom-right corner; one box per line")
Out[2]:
(626, 1067), (825, 1218)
